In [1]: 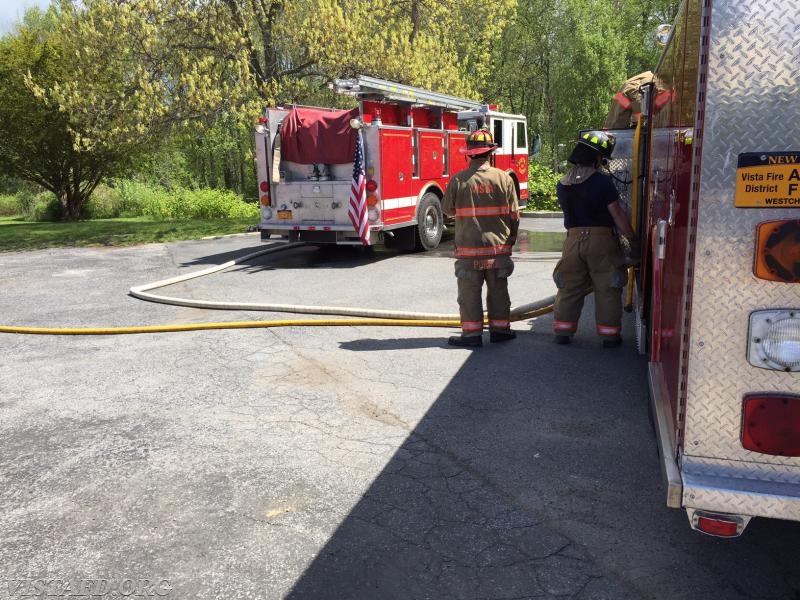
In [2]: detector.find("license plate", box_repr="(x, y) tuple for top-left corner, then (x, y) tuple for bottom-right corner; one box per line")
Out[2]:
(277, 210), (292, 220)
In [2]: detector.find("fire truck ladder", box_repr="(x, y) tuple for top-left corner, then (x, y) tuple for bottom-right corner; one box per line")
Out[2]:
(331, 75), (485, 111)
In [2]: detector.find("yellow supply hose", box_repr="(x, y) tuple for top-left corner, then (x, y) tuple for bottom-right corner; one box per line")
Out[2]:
(0, 319), (460, 336)
(1, 241), (556, 335)
(0, 304), (556, 336)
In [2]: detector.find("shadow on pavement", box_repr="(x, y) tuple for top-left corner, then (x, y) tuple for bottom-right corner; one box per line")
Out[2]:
(286, 308), (647, 599)
(286, 304), (800, 599)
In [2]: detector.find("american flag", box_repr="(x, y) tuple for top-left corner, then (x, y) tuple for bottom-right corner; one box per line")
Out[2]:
(349, 132), (369, 246)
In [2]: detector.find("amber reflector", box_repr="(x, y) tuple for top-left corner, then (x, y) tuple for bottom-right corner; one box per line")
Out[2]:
(754, 220), (800, 282)
(741, 393), (800, 457)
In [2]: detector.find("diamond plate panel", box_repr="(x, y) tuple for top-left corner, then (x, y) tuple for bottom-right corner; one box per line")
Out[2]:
(684, 0), (800, 485)
(682, 457), (800, 520)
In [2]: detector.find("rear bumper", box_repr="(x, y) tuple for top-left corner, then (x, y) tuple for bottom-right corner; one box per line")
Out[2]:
(649, 362), (800, 523)
(682, 459), (800, 522)
(261, 225), (372, 245)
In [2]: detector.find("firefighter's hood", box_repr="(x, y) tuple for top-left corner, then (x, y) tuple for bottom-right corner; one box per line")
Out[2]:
(559, 165), (599, 186)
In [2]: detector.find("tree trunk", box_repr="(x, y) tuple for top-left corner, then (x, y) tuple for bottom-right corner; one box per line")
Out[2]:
(409, 0), (421, 44)
(59, 187), (86, 221)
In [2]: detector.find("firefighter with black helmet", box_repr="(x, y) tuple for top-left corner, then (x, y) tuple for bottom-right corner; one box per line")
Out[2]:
(552, 130), (637, 347)
(442, 129), (520, 347)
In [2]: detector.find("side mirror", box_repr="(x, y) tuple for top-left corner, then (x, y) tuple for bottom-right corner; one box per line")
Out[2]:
(530, 134), (542, 157)
(656, 24), (672, 47)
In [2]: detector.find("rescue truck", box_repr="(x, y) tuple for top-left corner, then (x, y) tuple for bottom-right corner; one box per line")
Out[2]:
(254, 76), (530, 250)
(611, 0), (800, 536)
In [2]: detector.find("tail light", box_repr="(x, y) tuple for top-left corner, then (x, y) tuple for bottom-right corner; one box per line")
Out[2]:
(259, 181), (270, 208)
(741, 393), (800, 457)
(366, 178), (379, 215)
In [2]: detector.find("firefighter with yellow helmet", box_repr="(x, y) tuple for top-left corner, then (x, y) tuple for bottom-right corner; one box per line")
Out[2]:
(552, 130), (637, 347)
(442, 129), (520, 347)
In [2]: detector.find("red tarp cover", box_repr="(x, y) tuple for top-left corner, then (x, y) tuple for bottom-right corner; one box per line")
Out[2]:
(279, 107), (359, 165)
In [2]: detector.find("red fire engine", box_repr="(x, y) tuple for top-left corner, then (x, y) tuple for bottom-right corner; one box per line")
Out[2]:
(613, 0), (800, 536)
(254, 76), (530, 250)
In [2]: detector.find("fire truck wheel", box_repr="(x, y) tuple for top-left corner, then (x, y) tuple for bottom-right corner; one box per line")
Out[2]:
(415, 193), (444, 251)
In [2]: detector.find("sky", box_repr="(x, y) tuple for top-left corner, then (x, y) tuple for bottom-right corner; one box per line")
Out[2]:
(0, 0), (49, 35)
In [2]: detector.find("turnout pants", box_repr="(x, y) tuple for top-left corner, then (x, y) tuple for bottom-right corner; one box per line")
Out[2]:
(455, 257), (514, 337)
(552, 227), (627, 340)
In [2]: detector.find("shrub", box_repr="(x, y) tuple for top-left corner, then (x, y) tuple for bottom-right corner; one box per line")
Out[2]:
(81, 184), (125, 219)
(114, 180), (161, 217)
(32, 191), (62, 221)
(526, 164), (561, 211)
(123, 181), (259, 220)
(0, 189), (43, 218)
(4, 179), (260, 222)
(0, 194), (18, 216)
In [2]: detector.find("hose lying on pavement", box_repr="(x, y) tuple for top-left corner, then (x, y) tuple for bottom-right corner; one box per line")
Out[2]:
(0, 241), (556, 335)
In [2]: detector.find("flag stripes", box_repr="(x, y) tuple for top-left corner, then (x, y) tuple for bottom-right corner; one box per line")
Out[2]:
(349, 132), (369, 246)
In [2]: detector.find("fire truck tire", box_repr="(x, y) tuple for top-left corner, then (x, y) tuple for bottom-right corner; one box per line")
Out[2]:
(415, 192), (443, 251)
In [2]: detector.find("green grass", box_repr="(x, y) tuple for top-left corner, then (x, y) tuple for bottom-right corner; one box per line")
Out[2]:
(0, 216), (259, 253)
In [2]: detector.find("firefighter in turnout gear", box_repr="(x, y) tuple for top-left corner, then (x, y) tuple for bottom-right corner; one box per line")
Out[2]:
(442, 129), (520, 347)
(603, 71), (672, 129)
(553, 131), (637, 347)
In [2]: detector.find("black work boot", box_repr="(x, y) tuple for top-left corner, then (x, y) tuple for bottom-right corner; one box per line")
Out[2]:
(602, 336), (623, 348)
(489, 330), (517, 343)
(554, 335), (571, 345)
(448, 335), (483, 348)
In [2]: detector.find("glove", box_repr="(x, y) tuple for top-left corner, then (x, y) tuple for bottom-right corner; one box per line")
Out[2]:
(620, 234), (641, 267)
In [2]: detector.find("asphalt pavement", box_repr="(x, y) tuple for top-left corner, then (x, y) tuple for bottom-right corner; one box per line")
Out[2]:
(1, 220), (799, 600)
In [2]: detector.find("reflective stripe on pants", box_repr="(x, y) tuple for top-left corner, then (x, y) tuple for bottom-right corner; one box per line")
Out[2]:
(455, 257), (514, 335)
(552, 228), (626, 338)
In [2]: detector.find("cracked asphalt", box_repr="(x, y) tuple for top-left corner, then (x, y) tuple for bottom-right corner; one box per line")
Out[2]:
(1, 219), (799, 600)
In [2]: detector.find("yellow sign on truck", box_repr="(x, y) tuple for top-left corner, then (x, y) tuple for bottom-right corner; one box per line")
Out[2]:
(735, 152), (800, 207)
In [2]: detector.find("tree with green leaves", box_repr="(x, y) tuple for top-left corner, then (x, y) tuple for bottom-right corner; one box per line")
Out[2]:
(0, 0), (682, 216)
(3, 0), (254, 219)
(0, 9), (105, 220)
(490, 0), (677, 167)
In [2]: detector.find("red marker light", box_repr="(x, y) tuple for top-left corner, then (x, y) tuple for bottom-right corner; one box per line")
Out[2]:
(696, 515), (739, 537)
